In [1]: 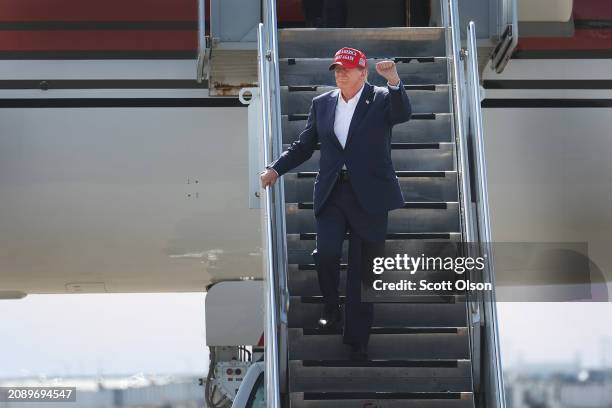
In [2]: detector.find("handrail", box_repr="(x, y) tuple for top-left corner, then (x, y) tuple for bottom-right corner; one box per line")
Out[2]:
(466, 21), (507, 407)
(262, 1), (290, 331)
(446, 0), (475, 246)
(490, 0), (519, 73)
(262, 0), (291, 398)
(258, 0), (290, 405)
(257, 22), (282, 408)
(501, 0), (518, 36)
(444, 0), (482, 397)
(196, 0), (208, 83)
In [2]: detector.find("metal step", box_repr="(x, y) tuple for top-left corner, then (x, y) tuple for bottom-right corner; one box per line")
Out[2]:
(289, 359), (473, 392)
(289, 266), (467, 302)
(280, 85), (450, 115)
(288, 298), (468, 328)
(290, 392), (475, 408)
(288, 265), (463, 297)
(288, 327), (469, 360)
(363, 287), (466, 304)
(285, 143), (455, 173)
(285, 202), (459, 234)
(279, 57), (448, 87)
(282, 113), (453, 144)
(392, 113), (453, 143)
(283, 171), (458, 203)
(278, 28), (447, 58)
(286, 234), (461, 265)
(296, 294), (466, 306)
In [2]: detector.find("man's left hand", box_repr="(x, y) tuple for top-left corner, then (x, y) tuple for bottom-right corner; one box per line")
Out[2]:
(376, 60), (401, 86)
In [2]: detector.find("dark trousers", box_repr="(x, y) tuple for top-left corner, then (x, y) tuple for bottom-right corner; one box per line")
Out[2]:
(312, 176), (387, 347)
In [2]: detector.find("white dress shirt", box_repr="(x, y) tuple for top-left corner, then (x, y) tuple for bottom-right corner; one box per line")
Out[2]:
(335, 81), (399, 170)
(334, 84), (364, 169)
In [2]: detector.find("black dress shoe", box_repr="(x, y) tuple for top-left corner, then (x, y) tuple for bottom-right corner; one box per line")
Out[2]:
(349, 343), (368, 361)
(317, 305), (342, 329)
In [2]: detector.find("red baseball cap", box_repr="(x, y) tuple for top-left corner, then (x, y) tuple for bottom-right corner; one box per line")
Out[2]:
(328, 47), (368, 71)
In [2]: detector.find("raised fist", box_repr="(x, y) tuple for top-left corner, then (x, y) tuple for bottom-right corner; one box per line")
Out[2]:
(375, 60), (401, 86)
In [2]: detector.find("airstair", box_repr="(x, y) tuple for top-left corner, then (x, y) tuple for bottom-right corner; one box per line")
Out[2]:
(256, 0), (506, 407)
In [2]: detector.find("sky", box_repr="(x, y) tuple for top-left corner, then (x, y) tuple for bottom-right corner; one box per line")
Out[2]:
(0, 293), (611, 380)
(497, 301), (612, 369)
(0, 293), (208, 379)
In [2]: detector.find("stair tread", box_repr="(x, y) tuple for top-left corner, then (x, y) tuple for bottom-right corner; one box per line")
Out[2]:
(297, 142), (452, 149)
(295, 170), (455, 175)
(296, 294), (466, 304)
(294, 263), (458, 269)
(285, 84), (449, 91)
(283, 111), (453, 117)
(281, 86), (451, 115)
(290, 201), (455, 207)
(280, 56), (449, 61)
(299, 359), (470, 367)
(294, 232), (460, 240)
(298, 327), (465, 335)
(299, 391), (473, 399)
(278, 27), (447, 58)
(284, 147), (455, 172)
(291, 391), (476, 408)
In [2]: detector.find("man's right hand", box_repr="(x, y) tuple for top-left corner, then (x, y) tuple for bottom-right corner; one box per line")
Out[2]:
(260, 168), (279, 188)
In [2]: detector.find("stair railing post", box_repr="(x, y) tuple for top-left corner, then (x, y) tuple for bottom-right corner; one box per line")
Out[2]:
(196, 0), (209, 83)
(259, 0), (290, 404)
(444, 0), (477, 250)
(466, 20), (507, 408)
(443, 0), (483, 396)
(262, 0), (290, 397)
(257, 20), (283, 408)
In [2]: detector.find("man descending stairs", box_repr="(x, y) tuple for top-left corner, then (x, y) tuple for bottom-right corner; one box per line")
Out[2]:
(276, 27), (476, 407)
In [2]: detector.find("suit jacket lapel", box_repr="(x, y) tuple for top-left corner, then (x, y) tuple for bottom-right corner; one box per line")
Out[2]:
(345, 82), (373, 149)
(324, 89), (343, 151)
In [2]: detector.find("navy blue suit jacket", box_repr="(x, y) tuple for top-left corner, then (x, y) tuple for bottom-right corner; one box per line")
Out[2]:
(268, 80), (412, 216)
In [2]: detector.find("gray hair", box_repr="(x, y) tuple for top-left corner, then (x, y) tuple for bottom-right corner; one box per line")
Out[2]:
(361, 67), (369, 81)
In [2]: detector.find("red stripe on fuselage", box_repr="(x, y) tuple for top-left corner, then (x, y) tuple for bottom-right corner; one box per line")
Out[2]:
(0, 0), (199, 22)
(0, 30), (196, 51)
(573, 0), (612, 20)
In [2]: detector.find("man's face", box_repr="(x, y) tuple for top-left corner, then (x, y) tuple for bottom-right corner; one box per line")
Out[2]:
(334, 65), (366, 91)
